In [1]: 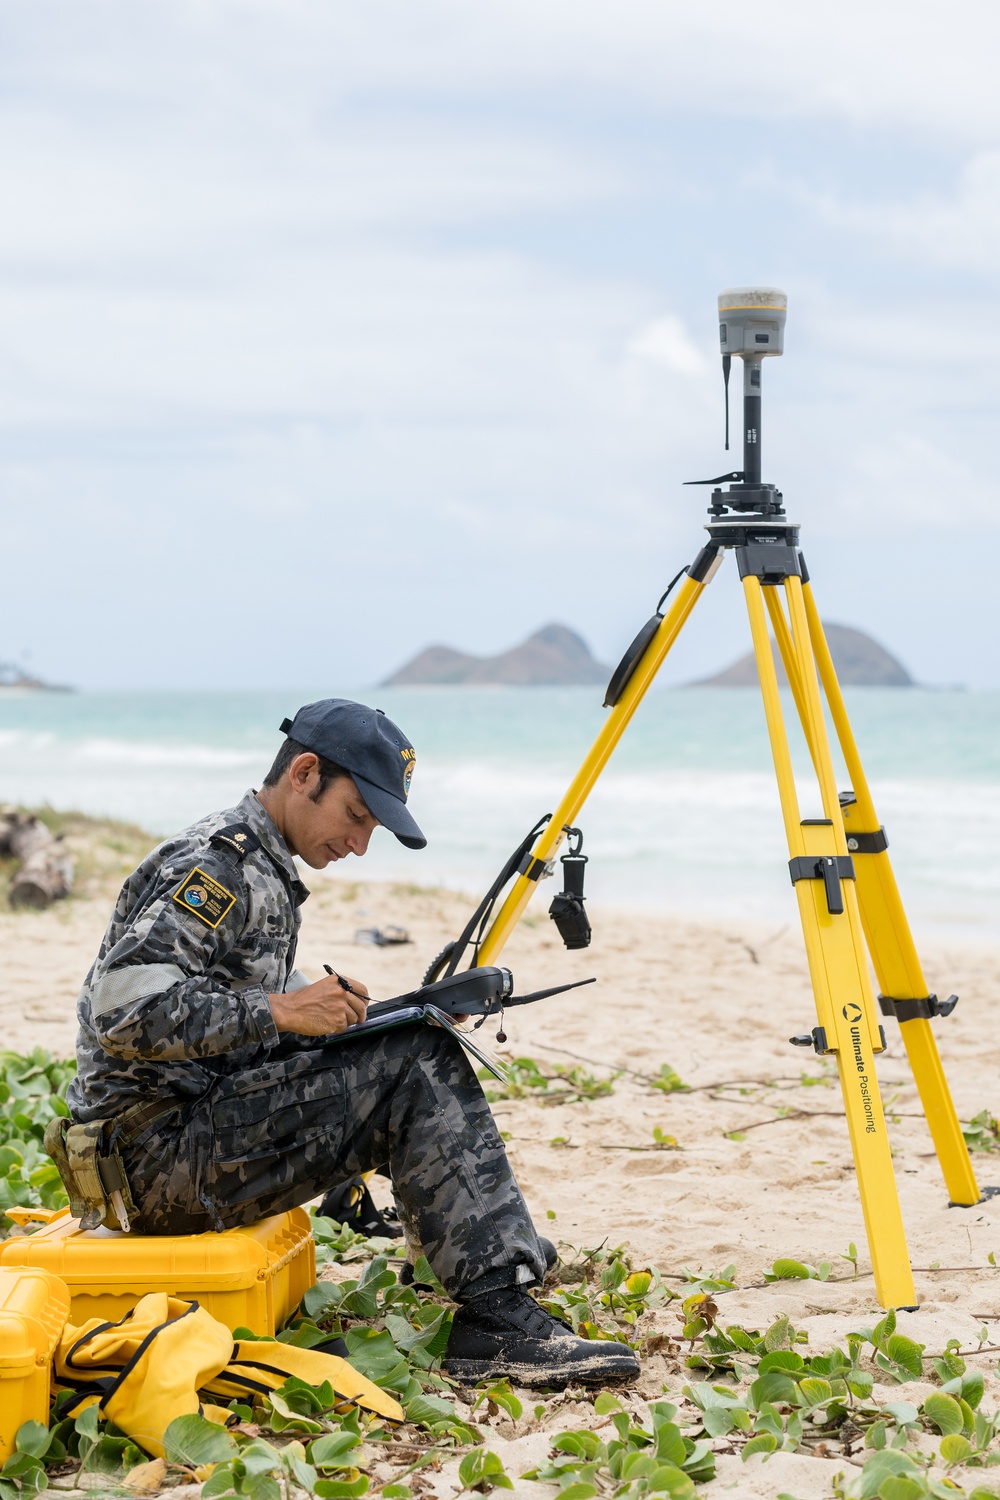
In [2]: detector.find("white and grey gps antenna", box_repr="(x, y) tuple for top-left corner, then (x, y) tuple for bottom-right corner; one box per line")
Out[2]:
(717, 287), (787, 484)
(687, 286), (788, 516)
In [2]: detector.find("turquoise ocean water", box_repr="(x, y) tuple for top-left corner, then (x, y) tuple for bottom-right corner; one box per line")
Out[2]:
(0, 687), (998, 939)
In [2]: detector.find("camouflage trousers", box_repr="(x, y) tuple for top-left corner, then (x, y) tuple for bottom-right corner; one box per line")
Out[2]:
(119, 1024), (545, 1297)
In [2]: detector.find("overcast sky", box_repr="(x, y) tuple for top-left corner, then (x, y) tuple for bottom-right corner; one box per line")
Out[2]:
(2, 0), (999, 689)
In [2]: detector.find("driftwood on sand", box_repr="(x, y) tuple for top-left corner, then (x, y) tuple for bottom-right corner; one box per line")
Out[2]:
(0, 809), (74, 909)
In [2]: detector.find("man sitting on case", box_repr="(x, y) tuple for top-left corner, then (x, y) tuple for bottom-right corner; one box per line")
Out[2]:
(65, 698), (639, 1389)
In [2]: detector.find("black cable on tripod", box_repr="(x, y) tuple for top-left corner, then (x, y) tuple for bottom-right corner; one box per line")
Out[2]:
(425, 565), (691, 980)
(421, 814), (552, 984)
(657, 567), (690, 613)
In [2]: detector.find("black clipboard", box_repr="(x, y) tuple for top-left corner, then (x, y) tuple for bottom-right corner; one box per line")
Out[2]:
(323, 1004), (510, 1083)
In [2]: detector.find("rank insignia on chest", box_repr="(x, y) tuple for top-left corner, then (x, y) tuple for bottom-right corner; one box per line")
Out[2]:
(173, 867), (237, 929)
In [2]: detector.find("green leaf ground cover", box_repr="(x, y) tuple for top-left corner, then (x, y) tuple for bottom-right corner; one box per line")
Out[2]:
(0, 1050), (73, 1230)
(11, 1219), (1000, 1500)
(479, 1057), (619, 1106)
(6, 1050), (1000, 1497)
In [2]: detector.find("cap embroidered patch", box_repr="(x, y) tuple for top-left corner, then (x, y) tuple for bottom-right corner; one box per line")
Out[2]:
(173, 867), (237, 929)
(279, 698), (426, 848)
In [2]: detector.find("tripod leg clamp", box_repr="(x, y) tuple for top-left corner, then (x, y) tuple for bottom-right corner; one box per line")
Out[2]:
(789, 1026), (834, 1055)
(878, 993), (958, 1022)
(788, 854), (856, 915)
(790, 1022), (888, 1055)
(845, 828), (889, 854)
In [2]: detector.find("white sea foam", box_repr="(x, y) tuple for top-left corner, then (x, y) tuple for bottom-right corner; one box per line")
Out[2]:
(0, 687), (997, 937)
(74, 737), (262, 769)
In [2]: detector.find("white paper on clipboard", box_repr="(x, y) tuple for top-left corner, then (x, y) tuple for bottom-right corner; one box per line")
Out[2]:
(424, 1005), (511, 1083)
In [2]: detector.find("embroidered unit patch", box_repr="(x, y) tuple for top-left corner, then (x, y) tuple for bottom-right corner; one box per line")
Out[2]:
(172, 867), (237, 929)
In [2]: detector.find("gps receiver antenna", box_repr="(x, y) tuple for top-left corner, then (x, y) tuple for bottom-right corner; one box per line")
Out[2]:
(687, 287), (787, 516)
(717, 286), (786, 488)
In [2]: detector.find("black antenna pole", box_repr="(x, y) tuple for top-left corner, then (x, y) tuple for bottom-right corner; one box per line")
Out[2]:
(743, 356), (762, 486)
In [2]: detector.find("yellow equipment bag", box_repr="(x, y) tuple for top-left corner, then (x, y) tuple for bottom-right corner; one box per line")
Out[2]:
(55, 1294), (234, 1458)
(55, 1293), (403, 1458)
(203, 1339), (404, 1423)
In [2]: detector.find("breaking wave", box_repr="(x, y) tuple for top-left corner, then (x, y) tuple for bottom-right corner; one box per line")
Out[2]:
(1, 687), (999, 936)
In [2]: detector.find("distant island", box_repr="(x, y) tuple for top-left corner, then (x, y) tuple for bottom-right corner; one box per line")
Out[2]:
(0, 661), (72, 693)
(690, 622), (913, 688)
(385, 620), (914, 689)
(382, 623), (610, 687)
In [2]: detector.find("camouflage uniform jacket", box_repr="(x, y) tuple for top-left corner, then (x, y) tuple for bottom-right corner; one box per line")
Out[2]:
(67, 790), (311, 1124)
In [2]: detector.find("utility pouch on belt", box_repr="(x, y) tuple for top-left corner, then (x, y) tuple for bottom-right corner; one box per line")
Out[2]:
(43, 1117), (138, 1233)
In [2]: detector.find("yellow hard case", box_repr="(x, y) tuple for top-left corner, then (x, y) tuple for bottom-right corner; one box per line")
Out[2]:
(0, 1207), (315, 1335)
(0, 1267), (72, 1460)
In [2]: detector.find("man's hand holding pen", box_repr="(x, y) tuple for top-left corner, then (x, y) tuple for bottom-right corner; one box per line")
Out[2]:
(268, 965), (370, 1036)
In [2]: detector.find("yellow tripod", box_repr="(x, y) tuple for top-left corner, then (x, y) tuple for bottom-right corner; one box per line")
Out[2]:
(468, 290), (979, 1310)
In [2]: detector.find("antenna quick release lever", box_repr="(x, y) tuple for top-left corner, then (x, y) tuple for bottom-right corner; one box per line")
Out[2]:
(684, 471), (745, 487)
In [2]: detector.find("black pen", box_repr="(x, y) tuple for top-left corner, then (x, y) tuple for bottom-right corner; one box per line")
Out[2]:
(324, 963), (357, 996)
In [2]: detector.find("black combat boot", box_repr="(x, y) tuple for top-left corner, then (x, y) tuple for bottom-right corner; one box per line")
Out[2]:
(443, 1284), (640, 1388)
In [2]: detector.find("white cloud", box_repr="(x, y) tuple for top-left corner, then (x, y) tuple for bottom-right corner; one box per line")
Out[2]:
(0, 115), (621, 266)
(627, 315), (712, 378)
(1, 0), (1000, 687)
(10, 1), (1000, 151)
(801, 150), (1000, 272)
(834, 429), (993, 526)
(189, 0), (1000, 140)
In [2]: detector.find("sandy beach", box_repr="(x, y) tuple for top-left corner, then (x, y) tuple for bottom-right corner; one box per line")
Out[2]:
(5, 838), (1000, 1497)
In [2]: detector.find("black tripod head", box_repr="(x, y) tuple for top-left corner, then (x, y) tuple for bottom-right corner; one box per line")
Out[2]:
(686, 287), (788, 520)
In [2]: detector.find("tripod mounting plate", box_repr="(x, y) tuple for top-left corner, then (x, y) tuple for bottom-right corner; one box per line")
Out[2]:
(704, 517), (802, 584)
(705, 518), (800, 546)
(708, 483), (785, 518)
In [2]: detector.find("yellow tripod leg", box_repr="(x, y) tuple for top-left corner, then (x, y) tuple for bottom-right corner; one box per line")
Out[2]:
(764, 581), (977, 1205)
(745, 574), (916, 1308)
(801, 583), (979, 1206)
(763, 589), (810, 732)
(476, 563), (716, 968)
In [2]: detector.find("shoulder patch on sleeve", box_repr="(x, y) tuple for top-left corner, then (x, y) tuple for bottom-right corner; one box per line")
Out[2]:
(172, 867), (238, 929)
(209, 824), (262, 861)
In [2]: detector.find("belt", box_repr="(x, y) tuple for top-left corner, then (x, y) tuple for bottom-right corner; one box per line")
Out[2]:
(114, 1098), (184, 1148)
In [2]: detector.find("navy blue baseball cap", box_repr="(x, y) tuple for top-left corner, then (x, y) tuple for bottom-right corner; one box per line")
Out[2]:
(279, 699), (426, 849)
